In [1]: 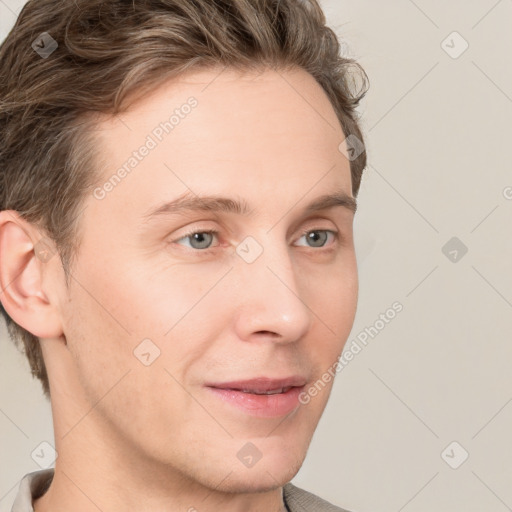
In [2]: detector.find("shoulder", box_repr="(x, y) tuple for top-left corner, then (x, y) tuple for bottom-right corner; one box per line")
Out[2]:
(283, 482), (354, 512)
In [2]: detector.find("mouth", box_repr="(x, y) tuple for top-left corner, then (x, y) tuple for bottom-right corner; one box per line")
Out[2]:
(234, 386), (294, 395)
(204, 377), (307, 418)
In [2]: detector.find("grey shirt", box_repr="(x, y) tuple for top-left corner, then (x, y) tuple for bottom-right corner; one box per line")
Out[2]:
(11, 469), (352, 512)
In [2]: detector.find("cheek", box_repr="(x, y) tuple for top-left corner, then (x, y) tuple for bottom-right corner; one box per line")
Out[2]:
(306, 252), (358, 331)
(60, 269), (197, 438)
(299, 256), (358, 388)
(128, 257), (229, 334)
(105, 259), (231, 383)
(61, 282), (132, 403)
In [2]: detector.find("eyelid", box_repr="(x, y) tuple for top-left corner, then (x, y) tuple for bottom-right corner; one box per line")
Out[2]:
(171, 223), (341, 252)
(294, 228), (339, 248)
(171, 228), (220, 252)
(171, 215), (340, 240)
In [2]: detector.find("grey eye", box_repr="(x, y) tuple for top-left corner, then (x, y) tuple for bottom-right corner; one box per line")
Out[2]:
(178, 231), (217, 250)
(296, 230), (334, 248)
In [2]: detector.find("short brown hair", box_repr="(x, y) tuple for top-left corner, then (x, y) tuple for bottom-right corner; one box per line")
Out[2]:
(0, 0), (369, 399)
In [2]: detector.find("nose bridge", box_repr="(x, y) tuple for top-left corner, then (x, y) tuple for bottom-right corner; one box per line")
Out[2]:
(231, 232), (312, 342)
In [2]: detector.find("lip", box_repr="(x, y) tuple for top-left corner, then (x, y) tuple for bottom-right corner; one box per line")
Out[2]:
(205, 376), (307, 418)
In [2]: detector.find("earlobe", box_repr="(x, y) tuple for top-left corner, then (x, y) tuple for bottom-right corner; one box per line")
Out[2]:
(0, 210), (64, 339)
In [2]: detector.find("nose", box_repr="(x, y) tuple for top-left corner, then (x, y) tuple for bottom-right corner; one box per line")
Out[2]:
(230, 236), (312, 345)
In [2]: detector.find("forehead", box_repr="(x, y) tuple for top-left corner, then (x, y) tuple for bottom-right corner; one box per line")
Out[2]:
(86, 66), (352, 224)
(93, 65), (346, 159)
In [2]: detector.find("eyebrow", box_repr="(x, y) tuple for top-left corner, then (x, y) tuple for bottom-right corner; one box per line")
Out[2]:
(141, 189), (357, 222)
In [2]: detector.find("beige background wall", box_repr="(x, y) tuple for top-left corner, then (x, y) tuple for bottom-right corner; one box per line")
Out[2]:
(1, 1), (511, 511)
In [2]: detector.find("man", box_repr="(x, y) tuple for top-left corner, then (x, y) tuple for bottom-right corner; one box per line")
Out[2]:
(0, 0), (368, 510)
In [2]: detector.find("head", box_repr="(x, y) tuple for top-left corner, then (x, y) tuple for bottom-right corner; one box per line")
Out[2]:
(0, 0), (368, 493)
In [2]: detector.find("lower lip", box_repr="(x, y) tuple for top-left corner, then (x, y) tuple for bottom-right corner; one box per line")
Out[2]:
(206, 386), (304, 418)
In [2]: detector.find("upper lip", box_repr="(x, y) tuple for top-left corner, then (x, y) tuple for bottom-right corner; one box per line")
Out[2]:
(205, 376), (307, 393)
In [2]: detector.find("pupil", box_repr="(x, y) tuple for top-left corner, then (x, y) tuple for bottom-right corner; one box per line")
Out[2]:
(193, 232), (210, 249)
(308, 231), (325, 247)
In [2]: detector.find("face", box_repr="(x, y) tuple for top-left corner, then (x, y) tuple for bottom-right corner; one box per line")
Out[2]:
(49, 66), (358, 493)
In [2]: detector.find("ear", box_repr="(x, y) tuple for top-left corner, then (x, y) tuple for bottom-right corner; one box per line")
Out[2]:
(0, 210), (64, 339)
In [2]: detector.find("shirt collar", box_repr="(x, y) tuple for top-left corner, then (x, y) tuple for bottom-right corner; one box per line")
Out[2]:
(11, 469), (297, 511)
(11, 468), (54, 512)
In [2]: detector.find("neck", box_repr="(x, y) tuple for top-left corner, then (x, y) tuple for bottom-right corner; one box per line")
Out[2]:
(33, 458), (288, 512)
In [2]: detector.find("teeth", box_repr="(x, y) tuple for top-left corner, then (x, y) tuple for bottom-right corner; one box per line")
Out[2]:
(240, 387), (290, 395)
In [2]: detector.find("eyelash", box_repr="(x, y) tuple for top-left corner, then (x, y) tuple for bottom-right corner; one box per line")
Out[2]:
(172, 227), (340, 253)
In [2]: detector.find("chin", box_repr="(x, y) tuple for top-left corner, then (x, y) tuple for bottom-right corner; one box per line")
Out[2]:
(213, 446), (307, 495)
(216, 464), (303, 495)
(169, 440), (307, 496)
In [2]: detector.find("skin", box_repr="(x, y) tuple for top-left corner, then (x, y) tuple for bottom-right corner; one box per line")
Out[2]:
(0, 65), (358, 512)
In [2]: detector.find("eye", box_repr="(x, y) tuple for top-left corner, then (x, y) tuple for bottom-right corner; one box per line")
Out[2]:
(295, 229), (338, 248)
(175, 229), (218, 250)
(173, 228), (339, 252)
